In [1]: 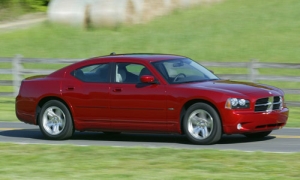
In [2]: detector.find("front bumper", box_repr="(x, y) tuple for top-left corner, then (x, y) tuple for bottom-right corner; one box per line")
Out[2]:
(222, 107), (289, 134)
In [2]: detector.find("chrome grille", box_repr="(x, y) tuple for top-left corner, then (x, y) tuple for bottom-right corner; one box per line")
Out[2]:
(272, 96), (282, 110)
(255, 96), (282, 112)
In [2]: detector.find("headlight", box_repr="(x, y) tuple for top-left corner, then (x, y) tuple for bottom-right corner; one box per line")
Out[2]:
(225, 98), (250, 109)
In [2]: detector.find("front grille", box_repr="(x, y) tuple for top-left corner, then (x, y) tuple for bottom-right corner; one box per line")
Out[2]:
(273, 96), (281, 110)
(255, 96), (282, 112)
(256, 98), (269, 105)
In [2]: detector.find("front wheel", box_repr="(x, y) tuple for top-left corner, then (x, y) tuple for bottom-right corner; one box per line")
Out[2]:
(183, 103), (222, 145)
(39, 100), (74, 140)
(243, 131), (272, 138)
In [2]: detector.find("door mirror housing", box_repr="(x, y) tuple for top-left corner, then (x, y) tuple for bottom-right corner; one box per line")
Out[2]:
(140, 75), (155, 83)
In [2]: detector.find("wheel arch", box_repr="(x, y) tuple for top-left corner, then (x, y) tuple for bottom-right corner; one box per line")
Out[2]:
(35, 96), (73, 126)
(179, 99), (223, 134)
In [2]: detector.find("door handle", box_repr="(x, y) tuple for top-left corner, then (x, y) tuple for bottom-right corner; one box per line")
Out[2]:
(113, 88), (122, 92)
(66, 86), (75, 91)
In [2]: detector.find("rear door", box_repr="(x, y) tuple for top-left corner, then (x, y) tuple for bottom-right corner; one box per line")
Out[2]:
(62, 63), (112, 130)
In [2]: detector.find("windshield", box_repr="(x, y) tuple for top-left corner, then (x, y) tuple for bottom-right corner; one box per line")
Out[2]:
(152, 58), (219, 84)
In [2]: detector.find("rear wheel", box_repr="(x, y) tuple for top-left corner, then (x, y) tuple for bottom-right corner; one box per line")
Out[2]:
(243, 131), (272, 138)
(183, 103), (222, 145)
(39, 100), (74, 140)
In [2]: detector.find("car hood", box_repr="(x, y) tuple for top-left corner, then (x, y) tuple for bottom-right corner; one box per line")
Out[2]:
(186, 80), (283, 97)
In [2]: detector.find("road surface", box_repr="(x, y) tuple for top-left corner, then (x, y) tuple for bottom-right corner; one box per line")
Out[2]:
(0, 122), (299, 153)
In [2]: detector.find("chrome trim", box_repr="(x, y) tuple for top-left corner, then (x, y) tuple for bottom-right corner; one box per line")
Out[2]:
(254, 96), (282, 112)
(266, 97), (274, 112)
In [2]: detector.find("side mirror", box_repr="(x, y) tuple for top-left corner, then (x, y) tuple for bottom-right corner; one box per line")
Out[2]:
(140, 75), (155, 83)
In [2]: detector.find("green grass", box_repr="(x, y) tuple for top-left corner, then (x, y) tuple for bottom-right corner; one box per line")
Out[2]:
(288, 107), (300, 127)
(0, 0), (300, 61)
(0, 0), (47, 21)
(0, 98), (15, 121)
(0, 143), (299, 179)
(0, 4), (27, 22)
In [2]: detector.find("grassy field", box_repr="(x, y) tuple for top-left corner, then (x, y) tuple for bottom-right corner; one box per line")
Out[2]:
(0, 143), (299, 179)
(0, 3), (27, 22)
(0, 0), (47, 22)
(0, 0), (300, 61)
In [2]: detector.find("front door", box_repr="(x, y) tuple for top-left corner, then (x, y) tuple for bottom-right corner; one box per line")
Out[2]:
(110, 63), (167, 132)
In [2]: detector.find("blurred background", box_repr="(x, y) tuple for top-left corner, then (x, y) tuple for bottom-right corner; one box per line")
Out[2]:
(0, 0), (299, 125)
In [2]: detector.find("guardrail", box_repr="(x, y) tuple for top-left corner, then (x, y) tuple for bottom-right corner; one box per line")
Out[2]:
(0, 55), (299, 106)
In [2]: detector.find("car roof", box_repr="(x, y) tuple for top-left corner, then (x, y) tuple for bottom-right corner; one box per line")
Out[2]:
(49, 53), (187, 77)
(88, 53), (186, 62)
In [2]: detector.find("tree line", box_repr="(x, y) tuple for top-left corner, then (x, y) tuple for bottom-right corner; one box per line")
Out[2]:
(0, 0), (49, 11)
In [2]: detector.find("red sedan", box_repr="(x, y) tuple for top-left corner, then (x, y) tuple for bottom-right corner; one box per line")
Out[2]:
(16, 53), (289, 144)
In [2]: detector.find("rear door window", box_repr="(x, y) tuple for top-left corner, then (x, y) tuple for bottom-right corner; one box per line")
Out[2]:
(72, 63), (111, 83)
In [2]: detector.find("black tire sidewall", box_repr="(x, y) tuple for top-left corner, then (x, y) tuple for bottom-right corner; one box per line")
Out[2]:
(39, 100), (73, 140)
(183, 103), (222, 145)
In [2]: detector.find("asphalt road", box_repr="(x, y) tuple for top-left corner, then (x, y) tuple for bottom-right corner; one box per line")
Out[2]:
(0, 122), (299, 153)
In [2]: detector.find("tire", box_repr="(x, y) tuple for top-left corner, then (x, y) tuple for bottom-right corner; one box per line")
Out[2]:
(39, 100), (74, 140)
(183, 103), (222, 145)
(243, 131), (272, 138)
